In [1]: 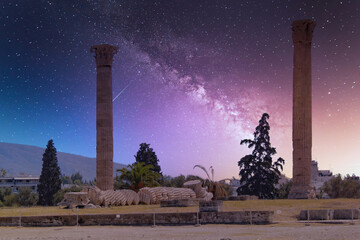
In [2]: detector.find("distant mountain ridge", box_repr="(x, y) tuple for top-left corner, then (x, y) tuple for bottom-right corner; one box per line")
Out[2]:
(0, 142), (126, 181)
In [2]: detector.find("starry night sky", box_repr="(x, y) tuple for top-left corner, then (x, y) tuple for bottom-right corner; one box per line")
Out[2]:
(1, 0), (359, 179)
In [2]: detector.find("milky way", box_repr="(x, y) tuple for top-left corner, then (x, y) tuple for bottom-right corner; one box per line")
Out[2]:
(0, 1), (359, 179)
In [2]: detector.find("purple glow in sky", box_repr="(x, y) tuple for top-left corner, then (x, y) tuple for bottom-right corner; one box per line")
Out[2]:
(1, 1), (359, 179)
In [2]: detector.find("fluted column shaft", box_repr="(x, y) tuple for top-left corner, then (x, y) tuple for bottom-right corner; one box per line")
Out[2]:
(289, 20), (316, 199)
(91, 44), (118, 190)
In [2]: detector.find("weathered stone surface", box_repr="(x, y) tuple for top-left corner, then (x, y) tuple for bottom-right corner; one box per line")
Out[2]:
(0, 215), (76, 227)
(57, 192), (90, 208)
(200, 211), (274, 225)
(83, 186), (102, 205)
(81, 186), (139, 207)
(199, 200), (223, 212)
(299, 209), (360, 220)
(0, 211), (274, 227)
(333, 209), (359, 220)
(154, 212), (197, 225)
(84, 203), (98, 209)
(138, 187), (196, 205)
(160, 199), (200, 207)
(183, 180), (203, 196)
(299, 209), (330, 220)
(203, 191), (213, 201)
(182, 180), (214, 200)
(91, 44), (118, 191)
(289, 20), (316, 199)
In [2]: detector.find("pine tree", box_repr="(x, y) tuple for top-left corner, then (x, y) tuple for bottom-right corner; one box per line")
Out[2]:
(135, 143), (162, 175)
(237, 113), (284, 199)
(37, 140), (62, 205)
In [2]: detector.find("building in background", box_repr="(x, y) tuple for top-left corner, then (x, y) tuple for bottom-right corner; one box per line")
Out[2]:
(311, 160), (333, 191)
(0, 175), (39, 193)
(219, 178), (241, 196)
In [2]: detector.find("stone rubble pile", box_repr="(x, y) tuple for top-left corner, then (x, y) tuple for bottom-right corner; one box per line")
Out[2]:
(83, 186), (139, 207)
(183, 180), (213, 201)
(60, 181), (214, 208)
(57, 192), (90, 208)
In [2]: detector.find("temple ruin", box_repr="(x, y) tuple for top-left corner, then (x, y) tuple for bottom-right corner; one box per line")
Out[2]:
(90, 44), (118, 191)
(289, 20), (316, 199)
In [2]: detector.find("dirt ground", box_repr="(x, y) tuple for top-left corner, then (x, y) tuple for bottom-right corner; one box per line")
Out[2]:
(1, 223), (360, 240)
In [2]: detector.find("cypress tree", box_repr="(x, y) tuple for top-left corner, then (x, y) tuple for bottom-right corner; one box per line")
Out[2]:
(237, 113), (285, 199)
(135, 143), (162, 175)
(37, 140), (62, 205)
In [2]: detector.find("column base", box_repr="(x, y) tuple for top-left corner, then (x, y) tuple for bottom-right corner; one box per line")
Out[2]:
(288, 184), (315, 199)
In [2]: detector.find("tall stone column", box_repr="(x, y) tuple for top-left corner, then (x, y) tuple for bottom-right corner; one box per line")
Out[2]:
(289, 20), (316, 199)
(90, 44), (118, 190)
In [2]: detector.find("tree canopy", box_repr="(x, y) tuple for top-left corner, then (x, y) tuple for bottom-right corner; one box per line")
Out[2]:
(237, 113), (284, 199)
(117, 162), (161, 191)
(37, 140), (62, 206)
(61, 172), (84, 185)
(322, 174), (360, 198)
(135, 143), (162, 175)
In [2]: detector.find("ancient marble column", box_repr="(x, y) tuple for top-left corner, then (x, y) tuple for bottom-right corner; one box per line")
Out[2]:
(90, 44), (118, 191)
(289, 20), (316, 199)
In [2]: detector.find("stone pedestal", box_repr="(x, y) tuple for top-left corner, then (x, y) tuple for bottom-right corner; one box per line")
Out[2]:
(91, 44), (118, 191)
(289, 20), (316, 199)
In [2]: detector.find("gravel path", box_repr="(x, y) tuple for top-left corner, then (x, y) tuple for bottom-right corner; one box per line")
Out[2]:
(1, 223), (359, 240)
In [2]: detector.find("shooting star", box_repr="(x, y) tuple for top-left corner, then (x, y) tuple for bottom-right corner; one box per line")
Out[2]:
(112, 80), (134, 102)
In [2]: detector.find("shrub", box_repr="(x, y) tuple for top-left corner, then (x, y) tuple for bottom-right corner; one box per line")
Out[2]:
(16, 187), (38, 206)
(4, 193), (17, 207)
(322, 174), (360, 198)
(0, 187), (12, 202)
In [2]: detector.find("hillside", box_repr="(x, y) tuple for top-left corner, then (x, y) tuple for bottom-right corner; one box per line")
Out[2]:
(0, 142), (126, 181)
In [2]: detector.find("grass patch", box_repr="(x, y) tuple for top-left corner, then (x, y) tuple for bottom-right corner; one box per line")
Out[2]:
(0, 199), (358, 222)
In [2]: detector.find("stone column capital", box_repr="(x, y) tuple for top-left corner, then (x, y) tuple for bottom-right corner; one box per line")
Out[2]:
(292, 19), (316, 45)
(90, 44), (118, 67)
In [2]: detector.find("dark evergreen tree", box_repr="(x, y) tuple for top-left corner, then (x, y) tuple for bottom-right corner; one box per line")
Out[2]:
(37, 140), (62, 205)
(135, 143), (162, 175)
(237, 113), (284, 199)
